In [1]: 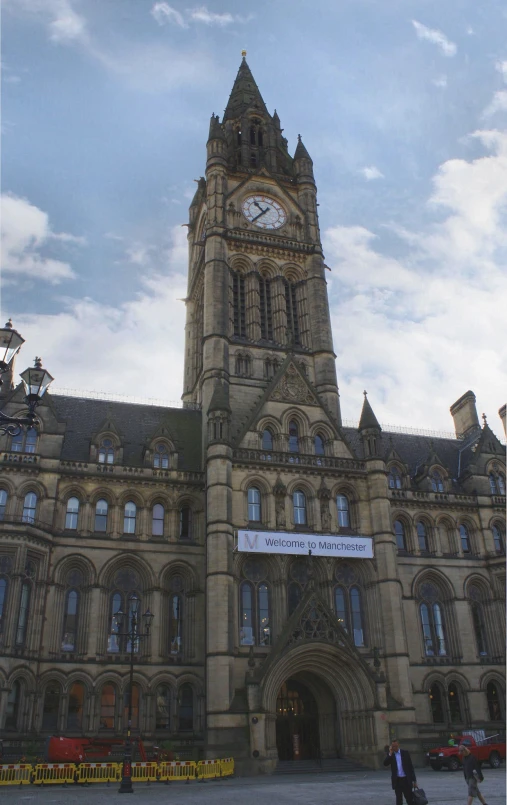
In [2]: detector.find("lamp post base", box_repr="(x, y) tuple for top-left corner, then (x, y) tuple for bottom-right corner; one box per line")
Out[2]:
(118, 749), (133, 794)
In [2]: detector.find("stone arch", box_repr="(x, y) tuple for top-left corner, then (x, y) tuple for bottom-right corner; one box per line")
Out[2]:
(64, 671), (94, 695)
(230, 255), (254, 274)
(281, 263), (305, 283)
(52, 554), (96, 586)
(6, 666), (36, 690)
(435, 514), (458, 554)
(281, 408), (310, 435)
(412, 568), (456, 601)
(99, 553), (155, 592)
(463, 573), (490, 598)
(90, 487), (116, 506)
(17, 480), (47, 502)
(159, 560), (199, 592)
(255, 258), (278, 279)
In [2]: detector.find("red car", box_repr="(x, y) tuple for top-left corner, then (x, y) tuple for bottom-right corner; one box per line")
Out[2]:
(427, 735), (505, 771)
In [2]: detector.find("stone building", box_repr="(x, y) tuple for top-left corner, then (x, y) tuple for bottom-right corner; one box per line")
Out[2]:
(0, 57), (505, 772)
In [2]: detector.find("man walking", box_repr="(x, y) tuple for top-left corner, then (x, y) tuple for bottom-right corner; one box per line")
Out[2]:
(458, 744), (489, 805)
(383, 738), (417, 805)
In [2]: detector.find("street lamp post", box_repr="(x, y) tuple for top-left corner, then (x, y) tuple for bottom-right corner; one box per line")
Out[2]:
(0, 320), (54, 436)
(114, 593), (154, 794)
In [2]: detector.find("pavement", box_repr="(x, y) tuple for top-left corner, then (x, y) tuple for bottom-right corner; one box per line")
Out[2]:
(5, 767), (505, 805)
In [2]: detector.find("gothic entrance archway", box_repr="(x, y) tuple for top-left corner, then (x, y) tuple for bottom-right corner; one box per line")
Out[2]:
(275, 673), (337, 761)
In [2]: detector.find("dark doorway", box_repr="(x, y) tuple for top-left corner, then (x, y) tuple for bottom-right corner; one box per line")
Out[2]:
(276, 679), (320, 761)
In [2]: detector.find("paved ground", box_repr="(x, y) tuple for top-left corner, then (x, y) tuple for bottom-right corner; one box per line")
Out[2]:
(6, 767), (505, 805)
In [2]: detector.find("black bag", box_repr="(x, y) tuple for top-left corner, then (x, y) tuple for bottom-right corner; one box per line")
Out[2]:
(413, 787), (428, 805)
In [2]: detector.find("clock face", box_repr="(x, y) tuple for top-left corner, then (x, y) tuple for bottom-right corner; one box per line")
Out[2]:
(242, 194), (287, 230)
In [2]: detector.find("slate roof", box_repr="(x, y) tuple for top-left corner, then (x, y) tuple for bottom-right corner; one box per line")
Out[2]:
(50, 395), (202, 471)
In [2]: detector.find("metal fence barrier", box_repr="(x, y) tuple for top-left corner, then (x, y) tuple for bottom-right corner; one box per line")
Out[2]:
(77, 762), (121, 784)
(0, 764), (33, 785)
(33, 763), (76, 785)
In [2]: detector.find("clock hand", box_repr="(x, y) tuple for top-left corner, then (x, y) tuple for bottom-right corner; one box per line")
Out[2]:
(251, 205), (270, 222)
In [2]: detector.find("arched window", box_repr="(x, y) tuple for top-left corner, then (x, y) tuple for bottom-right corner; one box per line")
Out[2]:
(22, 492), (37, 524)
(394, 520), (407, 551)
(67, 682), (85, 730)
(95, 499), (108, 532)
(152, 504), (165, 537)
(232, 271), (246, 337)
(98, 438), (114, 464)
(420, 593), (447, 656)
(169, 581), (183, 655)
(288, 420), (299, 453)
(108, 589), (142, 654)
(247, 487), (261, 522)
(178, 684), (194, 732)
(108, 591), (122, 653)
(259, 276), (273, 340)
(448, 682), (463, 722)
(124, 683), (140, 729)
(293, 489), (307, 525)
(0, 489), (7, 520)
(62, 589), (79, 652)
(334, 564), (366, 647)
(42, 682), (61, 731)
(99, 684), (116, 730)
(65, 497), (80, 530)
(336, 494), (350, 527)
(5, 681), (21, 730)
(486, 681), (505, 721)
(429, 683), (445, 723)
(123, 501), (137, 535)
(431, 471), (444, 492)
(314, 434), (325, 456)
(261, 428), (273, 451)
(468, 586), (487, 656)
(492, 523), (505, 554)
(179, 506), (191, 540)
(11, 426), (37, 454)
(459, 524), (470, 554)
(264, 358), (279, 379)
(416, 521), (428, 551)
(235, 353), (251, 376)
(156, 685), (171, 730)
(489, 473), (498, 494)
(283, 278), (300, 345)
(0, 576), (8, 634)
(388, 468), (402, 489)
(15, 581), (31, 646)
(239, 559), (271, 646)
(153, 444), (169, 469)
(498, 473), (506, 495)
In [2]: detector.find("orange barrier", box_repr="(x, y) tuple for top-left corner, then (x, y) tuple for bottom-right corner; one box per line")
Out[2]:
(33, 763), (75, 785)
(131, 761), (158, 783)
(158, 760), (197, 782)
(197, 758), (221, 779)
(0, 764), (33, 785)
(77, 762), (120, 784)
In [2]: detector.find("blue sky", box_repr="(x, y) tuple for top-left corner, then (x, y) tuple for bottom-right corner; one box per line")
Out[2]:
(2, 0), (506, 434)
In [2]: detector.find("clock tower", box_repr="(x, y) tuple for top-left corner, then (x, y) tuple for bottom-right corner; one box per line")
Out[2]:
(182, 54), (341, 435)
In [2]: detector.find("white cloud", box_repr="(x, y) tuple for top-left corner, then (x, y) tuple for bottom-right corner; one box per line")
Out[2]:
(3, 0), (88, 45)
(14, 227), (188, 404)
(151, 3), (187, 28)
(496, 60), (507, 83)
(482, 91), (507, 119)
(412, 20), (457, 57)
(325, 130), (507, 432)
(1, 193), (84, 284)
(432, 75), (447, 88)
(360, 166), (384, 181)
(189, 6), (234, 26)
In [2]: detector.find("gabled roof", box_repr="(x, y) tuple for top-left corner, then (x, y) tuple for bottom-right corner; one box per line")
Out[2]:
(223, 57), (269, 121)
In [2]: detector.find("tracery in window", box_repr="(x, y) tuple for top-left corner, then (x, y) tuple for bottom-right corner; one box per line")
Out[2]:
(65, 497), (80, 530)
(108, 571), (142, 654)
(235, 353), (251, 376)
(239, 558), (270, 646)
(287, 559), (309, 615)
(0, 576), (8, 634)
(153, 444), (169, 469)
(16, 580), (31, 646)
(334, 564), (365, 646)
(264, 358), (279, 379)
(98, 438), (114, 464)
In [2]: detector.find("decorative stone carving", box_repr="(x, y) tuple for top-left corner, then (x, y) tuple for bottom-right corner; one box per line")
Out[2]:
(318, 479), (331, 531)
(270, 362), (317, 406)
(288, 595), (347, 647)
(273, 477), (286, 529)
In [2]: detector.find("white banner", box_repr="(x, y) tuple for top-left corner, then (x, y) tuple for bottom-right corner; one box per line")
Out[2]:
(237, 530), (374, 558)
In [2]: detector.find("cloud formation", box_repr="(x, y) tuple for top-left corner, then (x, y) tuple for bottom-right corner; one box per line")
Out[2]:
(360, 166), (384, 181)
(3, 0), (88, 45)
(412, 20), (457, 57)
(151, 3), (186, 28)
(1, 193), (84, 284)
(151, 3), (249, 28)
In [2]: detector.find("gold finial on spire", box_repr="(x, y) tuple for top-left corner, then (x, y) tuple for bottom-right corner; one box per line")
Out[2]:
(241, 49), (247, 58)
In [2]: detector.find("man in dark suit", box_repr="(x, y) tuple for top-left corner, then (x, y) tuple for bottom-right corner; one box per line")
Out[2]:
(383, 738), (417, 805)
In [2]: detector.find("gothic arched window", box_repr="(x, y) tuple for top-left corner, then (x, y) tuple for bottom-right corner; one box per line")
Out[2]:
(67, 682), (85, 730)
(388, 468), (402, 489)
(0, 489), (8, 520)
(156, 685), (171, 730)
(498, 473), (506, 495)
(262, 428), (273, 451)
(394, 520), (407, 551)
(314, 434), (325, 456)
(489, 473), (498, 494)
(431, 471), (444, 492)
(62, 589), (79, 652)
(42, 682), (62, 731)
(247, 487), (261, 522)
(459, 524), (471, 554)
(65, 497), (80, 530)
(95, 499), (109, 532)
(486, 681), (505, 721)
(259, 276), (273, 340)
(22, 492), (37, 524)
(429, 683), (445, 723)
(334, 564), (365, 646)
(153, 444), (169, 469)
(283, 279), (300, 345)
(152, 504), (165, 537)
(239, 558), (271, 646)
(178, 684), (194, 732)
(11, 426), (37, 454)
(448, 682), (463, 722)
(108, 578), (142, 655)
(123, 501), (137, 535)
(100, 684), (116, 730)
(288, 420), (299, 453)
(98, 438), (114, 464)
(416, 521), (429, 551)
(232, 271), (246, 338)
(419, 582), (447, 656)
(293, 489), (307, 525)
(492, 523), (505, 554)
(336, 494), (350, 527)
(5, 680), (21, 730)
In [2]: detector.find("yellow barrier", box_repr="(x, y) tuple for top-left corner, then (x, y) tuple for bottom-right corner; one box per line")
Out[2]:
(131, 761), (158, 783)
(159, 760), (196, 782)
(34, 763), (76, 785)
(0, 764), (33, 785)
(220, 757), (235, 777)
(77, 763), (120, 784)
(197, 758), (221, 779)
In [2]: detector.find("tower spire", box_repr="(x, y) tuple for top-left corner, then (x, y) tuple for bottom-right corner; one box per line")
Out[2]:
(223, 56), (269, 121)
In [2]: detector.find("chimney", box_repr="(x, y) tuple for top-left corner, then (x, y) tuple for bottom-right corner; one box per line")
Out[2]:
(499, 404), (506, 436)
(450, 390), (480, 439)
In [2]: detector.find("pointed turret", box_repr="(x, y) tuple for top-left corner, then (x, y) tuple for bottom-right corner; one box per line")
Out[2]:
(208, 113), (226, 143)
(208, 381), (231, 413)
(223, 56), (269, 121)
(294, 134), (312, 162)
(358, 391), (382, 458)
(358, 391), (381, 432)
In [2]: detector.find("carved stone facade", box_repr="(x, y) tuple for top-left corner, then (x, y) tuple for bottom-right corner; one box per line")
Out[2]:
(0, 57), (505, 772)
